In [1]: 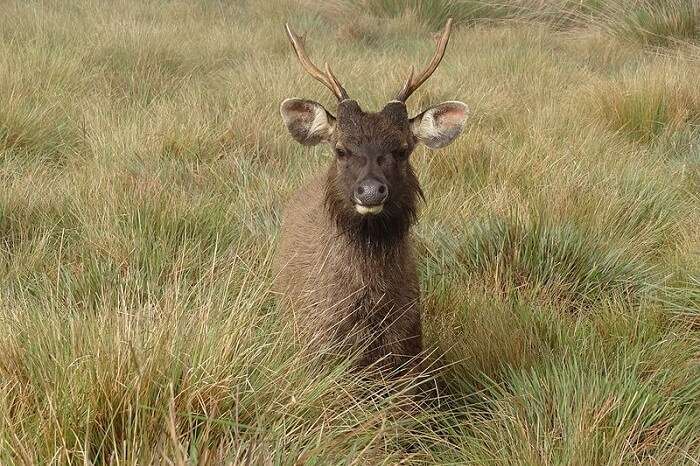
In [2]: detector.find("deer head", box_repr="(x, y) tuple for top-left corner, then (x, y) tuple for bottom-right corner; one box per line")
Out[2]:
(280, 19), (468, 228)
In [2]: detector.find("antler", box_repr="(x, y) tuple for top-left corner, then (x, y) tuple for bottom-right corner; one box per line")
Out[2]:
(284, 24), (349, 101)
(395, 18), (453, 103)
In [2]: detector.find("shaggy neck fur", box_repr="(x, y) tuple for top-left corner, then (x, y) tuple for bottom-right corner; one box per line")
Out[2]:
(324, 164), (422, 255)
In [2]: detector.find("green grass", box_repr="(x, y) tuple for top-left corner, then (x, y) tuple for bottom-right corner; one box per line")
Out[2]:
(603, 0), (700, 46)
(0, 0), (699, 463)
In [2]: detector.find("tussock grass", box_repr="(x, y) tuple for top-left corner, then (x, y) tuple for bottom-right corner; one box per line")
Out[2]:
(0, 0), (698, 463)
(452, 214), (657, 306)
(591, 64), (700, 143)
(344, 0), (700, 43)
(602, 0), (700, 46)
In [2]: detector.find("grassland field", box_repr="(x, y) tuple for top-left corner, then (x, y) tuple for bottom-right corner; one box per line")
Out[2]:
(0, 0), (699, 464)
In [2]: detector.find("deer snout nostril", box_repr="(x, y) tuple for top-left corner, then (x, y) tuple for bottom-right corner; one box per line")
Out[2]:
(355, 179), (388, 207)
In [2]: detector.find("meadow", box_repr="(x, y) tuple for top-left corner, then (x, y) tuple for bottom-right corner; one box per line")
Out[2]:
(0, 0), (698, 464)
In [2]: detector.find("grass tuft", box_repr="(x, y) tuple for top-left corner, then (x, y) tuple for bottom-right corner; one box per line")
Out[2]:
(451, 214), (657, 306)
(592, 69), (700, 143)
(602, 0), (700, 46)
(0, 0), (698, 462)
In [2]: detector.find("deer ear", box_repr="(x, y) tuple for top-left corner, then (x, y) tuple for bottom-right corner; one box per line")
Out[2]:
(410, 101), (469, 149)
(280, 98), (336, 146)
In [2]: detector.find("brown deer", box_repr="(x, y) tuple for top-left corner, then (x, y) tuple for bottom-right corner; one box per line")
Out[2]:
(275, 19), (468, 376)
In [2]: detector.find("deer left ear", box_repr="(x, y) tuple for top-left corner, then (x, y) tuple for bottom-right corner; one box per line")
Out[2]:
(280, 98), (336, 146)
(410, 101), (469, 149)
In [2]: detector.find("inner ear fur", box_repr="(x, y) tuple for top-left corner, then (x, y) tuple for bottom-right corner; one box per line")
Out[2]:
(280, 98), (336, 146)
(410, 101), (469, 149)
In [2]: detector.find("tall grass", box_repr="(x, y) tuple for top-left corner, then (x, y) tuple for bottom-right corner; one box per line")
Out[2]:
(0, 0), (698, 463)
(343, 0), (700, 40)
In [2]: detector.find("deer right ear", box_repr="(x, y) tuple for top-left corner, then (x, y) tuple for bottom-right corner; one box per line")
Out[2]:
(280, 99), (336, 146)
(410, 101), (469, 149)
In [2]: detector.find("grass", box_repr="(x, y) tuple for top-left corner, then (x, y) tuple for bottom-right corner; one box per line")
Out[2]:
(0, 0), (699, 463)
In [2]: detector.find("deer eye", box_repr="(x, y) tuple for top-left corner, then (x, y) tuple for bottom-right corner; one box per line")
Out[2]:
(391, 149), (407, 160)
(335, 146), (351, 159)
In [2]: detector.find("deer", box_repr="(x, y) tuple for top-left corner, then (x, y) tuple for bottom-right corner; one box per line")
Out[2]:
(274, 19), (469, 378)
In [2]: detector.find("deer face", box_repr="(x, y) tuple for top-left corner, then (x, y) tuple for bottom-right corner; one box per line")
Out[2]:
(280, 19), (468, 218)
(281, 98), (468, 216)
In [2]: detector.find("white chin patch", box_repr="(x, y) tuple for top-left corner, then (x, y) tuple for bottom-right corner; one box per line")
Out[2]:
(355, 204), (384, 215)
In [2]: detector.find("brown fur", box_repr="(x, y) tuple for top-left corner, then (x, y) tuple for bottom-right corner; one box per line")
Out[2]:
(275, 101), (425, 375)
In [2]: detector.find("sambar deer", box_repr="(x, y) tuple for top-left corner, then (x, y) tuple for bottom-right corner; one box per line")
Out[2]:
(275, 19), (468, 376)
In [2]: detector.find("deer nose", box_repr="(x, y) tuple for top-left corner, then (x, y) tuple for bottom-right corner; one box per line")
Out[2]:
(355, 178), (388, 206)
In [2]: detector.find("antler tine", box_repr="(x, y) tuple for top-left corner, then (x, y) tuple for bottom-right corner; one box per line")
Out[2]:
(395, 18), (453, 102)
(324, 63), (348, 100)
(395, 66), (415, 105)
(285, 23), (349, 101)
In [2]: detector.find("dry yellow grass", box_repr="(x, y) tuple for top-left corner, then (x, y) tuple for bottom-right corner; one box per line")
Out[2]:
(0, 0), (698, 464)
